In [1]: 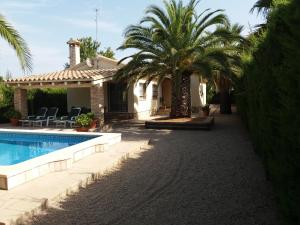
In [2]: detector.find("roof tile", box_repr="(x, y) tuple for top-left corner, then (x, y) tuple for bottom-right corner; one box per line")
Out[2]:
(6, 69), (118, 83)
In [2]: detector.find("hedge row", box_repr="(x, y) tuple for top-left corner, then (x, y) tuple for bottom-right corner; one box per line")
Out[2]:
(27, 88), (68, 116)
(0, 87), (68, 123)
(236, 0), (300, 224)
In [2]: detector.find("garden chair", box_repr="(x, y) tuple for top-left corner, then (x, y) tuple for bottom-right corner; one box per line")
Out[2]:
(31, 107), (59, 127)
(54, 107), (81, 128)
(20, 107), (48, 127)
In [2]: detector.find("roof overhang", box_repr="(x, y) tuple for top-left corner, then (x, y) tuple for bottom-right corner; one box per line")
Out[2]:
(5, 69), (117, 89)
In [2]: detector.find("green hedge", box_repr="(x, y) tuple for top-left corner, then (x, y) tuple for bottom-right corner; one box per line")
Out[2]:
(236, 0), (300, 224)
(0, 81), (14, 123)
(28, 88), (67, 116)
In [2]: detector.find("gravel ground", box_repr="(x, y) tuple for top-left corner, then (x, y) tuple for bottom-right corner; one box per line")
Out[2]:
(28, 113), (279, 225)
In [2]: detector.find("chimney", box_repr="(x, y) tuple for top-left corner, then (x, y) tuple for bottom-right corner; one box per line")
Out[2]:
(67, 38), (80, 68)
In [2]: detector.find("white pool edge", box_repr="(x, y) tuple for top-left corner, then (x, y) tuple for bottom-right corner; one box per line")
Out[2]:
(0, 129), (121, 190)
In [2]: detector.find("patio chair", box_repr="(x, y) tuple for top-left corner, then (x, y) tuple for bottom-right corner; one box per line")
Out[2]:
(54, 107), (81, 128)
(19, 107), (48, 127)
(31, 107), (59, 127)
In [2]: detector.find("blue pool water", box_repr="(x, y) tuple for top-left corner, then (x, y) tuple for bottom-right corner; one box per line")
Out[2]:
(0, 132), (99, 166)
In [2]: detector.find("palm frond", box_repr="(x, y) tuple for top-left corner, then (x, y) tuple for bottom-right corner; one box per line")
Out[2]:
(0, 14), (32, 72)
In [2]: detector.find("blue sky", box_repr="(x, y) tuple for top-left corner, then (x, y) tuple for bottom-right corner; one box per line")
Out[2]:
(0, 0), (263, 77)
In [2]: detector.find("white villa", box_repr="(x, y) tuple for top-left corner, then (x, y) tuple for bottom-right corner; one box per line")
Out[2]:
(6, 39), (207, 123)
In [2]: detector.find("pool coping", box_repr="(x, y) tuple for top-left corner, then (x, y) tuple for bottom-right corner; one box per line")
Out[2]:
(0, 129), (121, 190)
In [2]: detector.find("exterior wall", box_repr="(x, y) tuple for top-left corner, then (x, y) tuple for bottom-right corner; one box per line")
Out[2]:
(132, 80), (159, 120)
(190, 75), (206, 112)
(161, 79), (172, 108)
(90, 84), (105, 126)
(200, 83), (207, 106)
(14, 88), (28, 118)
(102, 77), (207, 120)
(156, 76), (207, 114)
(103, 82), (108, 112)
(67, 88), (91, 111)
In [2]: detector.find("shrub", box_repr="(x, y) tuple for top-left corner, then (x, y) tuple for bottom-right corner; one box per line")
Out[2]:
(4, 108), (22, 119)
(76, 114), (92, 128)
(0, 83), (13, 108)
(236, 0), (300, 224)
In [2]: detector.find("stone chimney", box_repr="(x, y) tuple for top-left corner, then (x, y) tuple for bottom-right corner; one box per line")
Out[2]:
(67, 38), (80, 68)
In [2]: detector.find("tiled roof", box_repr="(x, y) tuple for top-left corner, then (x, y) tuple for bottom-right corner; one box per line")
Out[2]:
(6, 69), (118, 83)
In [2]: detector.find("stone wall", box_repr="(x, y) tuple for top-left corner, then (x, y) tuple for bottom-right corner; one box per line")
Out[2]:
(90, 85), (105, 126)
(14, 88), (28, 118)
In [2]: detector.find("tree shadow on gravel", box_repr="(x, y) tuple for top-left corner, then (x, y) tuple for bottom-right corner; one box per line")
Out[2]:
(26, 116), (279, 225)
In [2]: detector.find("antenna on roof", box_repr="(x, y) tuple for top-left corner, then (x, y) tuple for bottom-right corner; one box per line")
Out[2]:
(95, 8), (99, 42)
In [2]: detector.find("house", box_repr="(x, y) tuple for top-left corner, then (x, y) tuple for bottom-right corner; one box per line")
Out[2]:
(6, 39), (207, 123)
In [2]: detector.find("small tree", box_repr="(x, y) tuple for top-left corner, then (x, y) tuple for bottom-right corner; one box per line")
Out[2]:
(99, 47), (115, 59)
(79, 37), (101, 62)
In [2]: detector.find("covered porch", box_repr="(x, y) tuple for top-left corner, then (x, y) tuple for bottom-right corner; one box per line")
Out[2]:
(6, 69), (118, 127)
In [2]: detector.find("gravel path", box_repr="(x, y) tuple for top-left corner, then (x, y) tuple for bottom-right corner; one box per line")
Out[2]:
(29, 114), (279, 225)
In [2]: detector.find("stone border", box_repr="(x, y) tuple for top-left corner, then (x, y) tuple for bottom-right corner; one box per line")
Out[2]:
(0, 129), (121, 190)
(145, 117), (214, 130)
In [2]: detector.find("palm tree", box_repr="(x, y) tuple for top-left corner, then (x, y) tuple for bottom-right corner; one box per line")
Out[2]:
(0, 14), (32, 72)
(212, 22), (245, 114)
(250, 0), (274, 16)
(115, 0), (232, 118)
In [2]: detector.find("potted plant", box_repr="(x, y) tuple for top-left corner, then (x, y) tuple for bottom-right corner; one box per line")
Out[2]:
(202, 104), (210, 117)
(4, 108), (22, 126)
(75, 114), (92, 132)
(86, 112), (98, 129)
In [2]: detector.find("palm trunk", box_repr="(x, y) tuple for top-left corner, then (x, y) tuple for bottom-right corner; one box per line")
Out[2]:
(214, 73), (232, 114)
(220, 89), (232, 114)
(170, 72), (191, 118)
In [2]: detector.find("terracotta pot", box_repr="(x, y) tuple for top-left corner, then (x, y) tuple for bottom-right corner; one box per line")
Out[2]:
(90, 119), (98, 129)
(10, 118), (19, 126)
(76, 127), (90, 132)
(203, 110), (210, 117)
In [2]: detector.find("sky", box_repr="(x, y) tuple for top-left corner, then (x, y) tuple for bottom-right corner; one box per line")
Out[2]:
(0, 0), (264, 78)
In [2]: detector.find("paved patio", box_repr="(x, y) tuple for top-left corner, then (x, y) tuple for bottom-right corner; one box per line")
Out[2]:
(0, 130), (148, 225)
(20, 113), (279, 225)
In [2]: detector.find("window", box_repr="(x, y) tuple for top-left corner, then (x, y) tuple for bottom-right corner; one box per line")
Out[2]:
(139, 83), (147, 100)
(152, 84), (158, 99)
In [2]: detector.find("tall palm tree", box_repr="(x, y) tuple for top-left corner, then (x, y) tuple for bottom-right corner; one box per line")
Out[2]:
(115, 0), (232, 118)
(212, 22), (245, 114)
(0, 14), (32, 72)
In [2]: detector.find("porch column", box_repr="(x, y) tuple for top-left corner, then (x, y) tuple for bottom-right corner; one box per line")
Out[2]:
(14, 88), (28, 118)
(90, 84), (105, 127)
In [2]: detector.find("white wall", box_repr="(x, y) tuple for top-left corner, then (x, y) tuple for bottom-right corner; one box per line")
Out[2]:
(67, 88), (91, 111)
(191, 74), (206, 112)
(200, 83), (207, 106)
(133, 80), (159, 119)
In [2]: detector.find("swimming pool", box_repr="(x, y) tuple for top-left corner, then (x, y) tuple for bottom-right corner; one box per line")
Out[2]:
(0, 129), (121, 190)
(0, 132), (99, 166)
